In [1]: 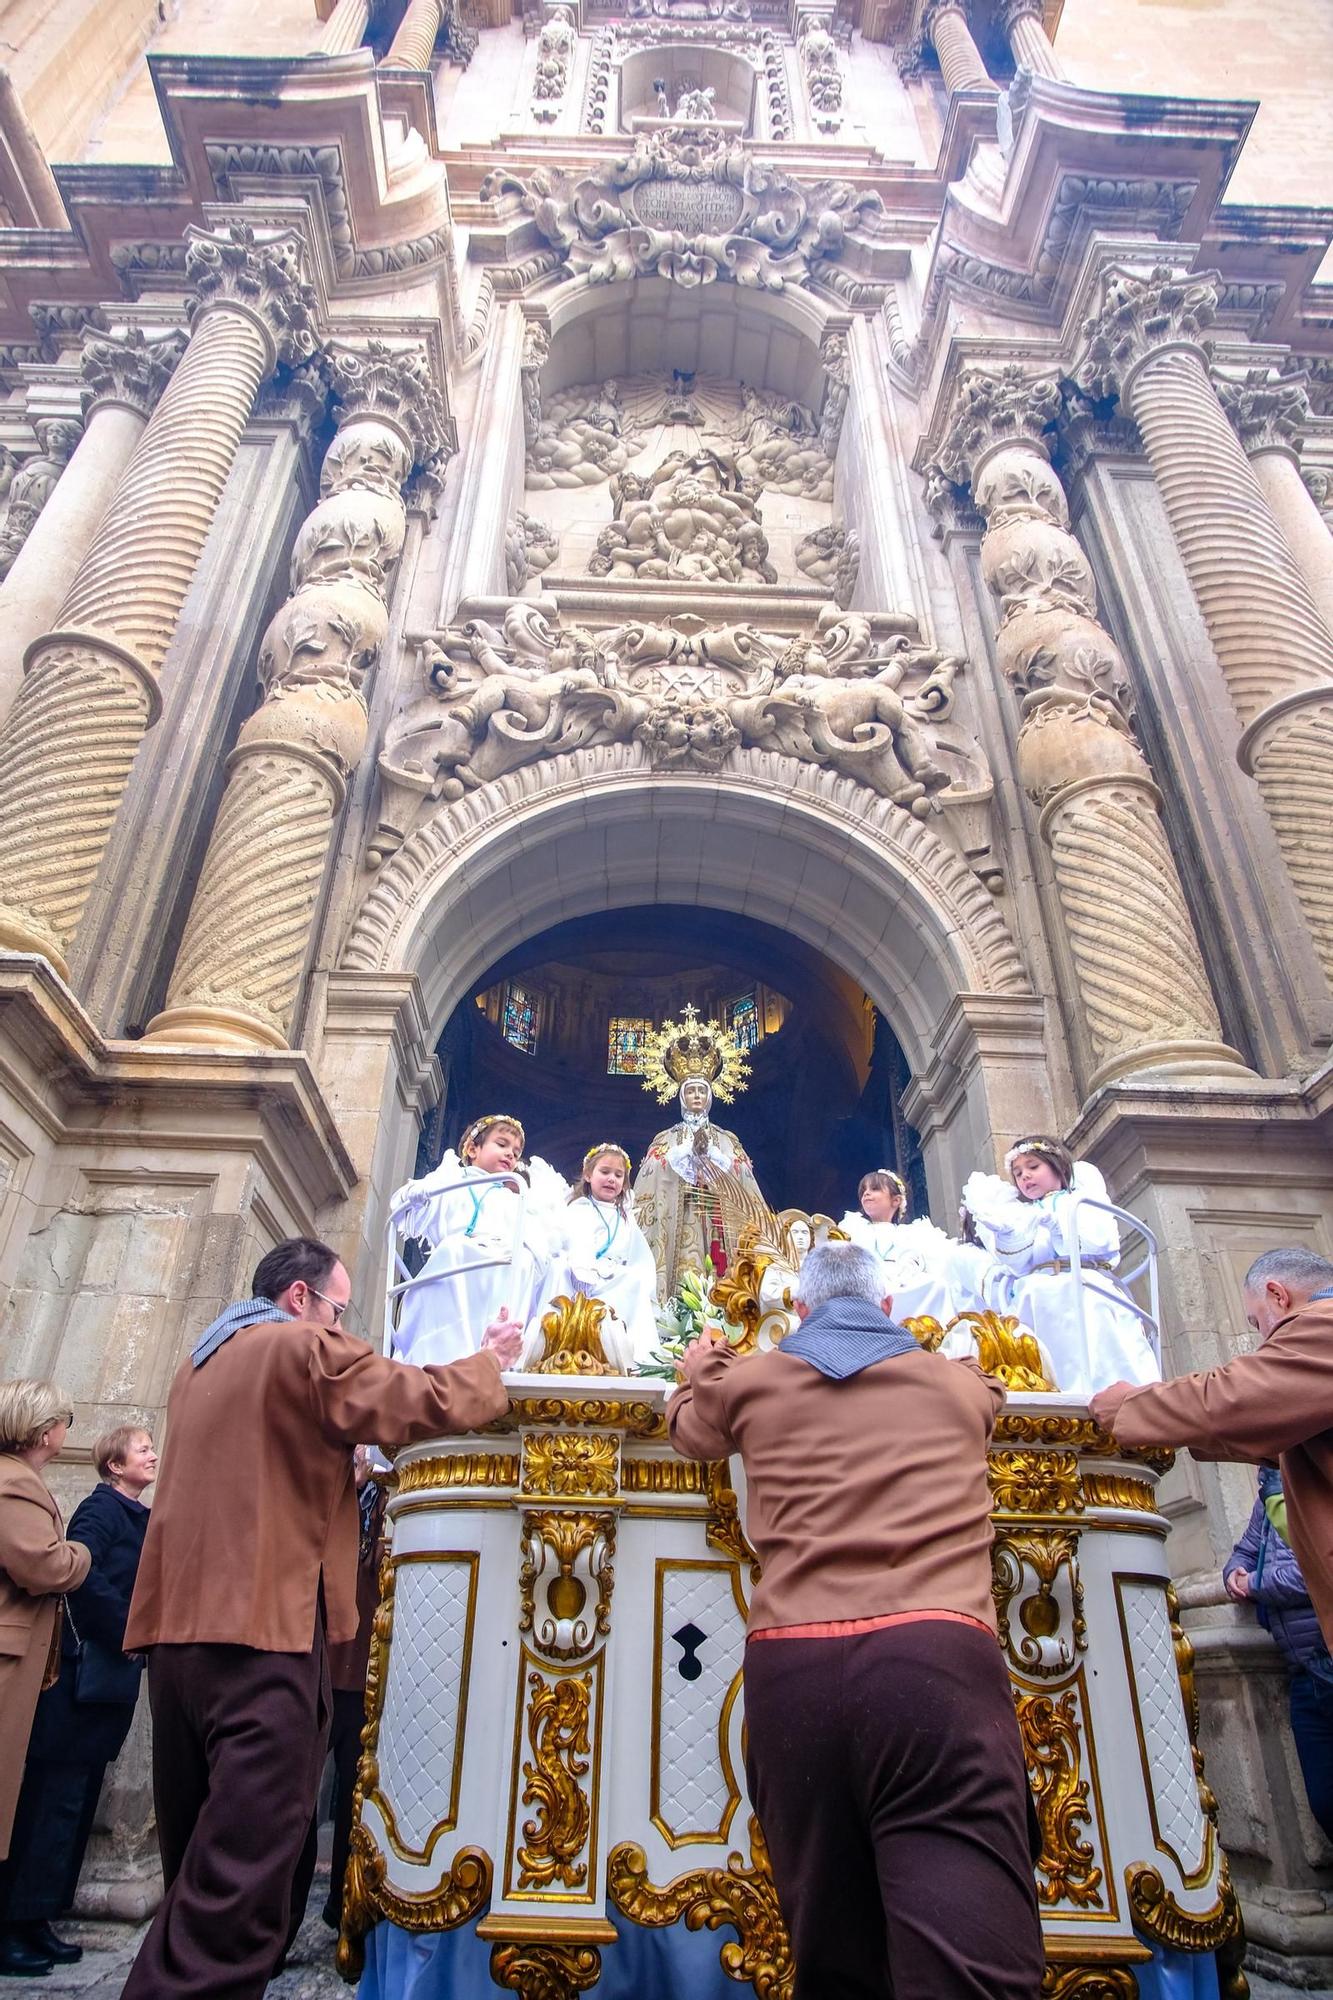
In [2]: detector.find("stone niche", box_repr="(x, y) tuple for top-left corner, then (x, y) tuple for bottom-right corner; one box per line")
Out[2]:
(619, 45), (759, 129)
(519, 277), (842, 586)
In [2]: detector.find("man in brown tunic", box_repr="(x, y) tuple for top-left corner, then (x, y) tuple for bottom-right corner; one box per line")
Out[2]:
(121, 1235), (518, 2000)
(668, 1240), (1043, 2000)
(1093, 1246), (1333, 1642)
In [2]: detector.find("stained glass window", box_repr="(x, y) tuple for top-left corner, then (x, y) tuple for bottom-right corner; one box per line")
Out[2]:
(729, 992), (759, 1051)
(607, 1017), (653, 1076)
(501, 982), (538, 1055)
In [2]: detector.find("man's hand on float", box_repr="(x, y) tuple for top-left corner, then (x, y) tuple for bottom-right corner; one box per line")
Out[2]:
(677, 1329), (721, 1386)
(483, 1309), (524, 1368)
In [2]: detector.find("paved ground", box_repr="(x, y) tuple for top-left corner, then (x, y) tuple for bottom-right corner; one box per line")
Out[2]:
(0, 1866), (344, 1997)
(2, 1892), (1329, 1999)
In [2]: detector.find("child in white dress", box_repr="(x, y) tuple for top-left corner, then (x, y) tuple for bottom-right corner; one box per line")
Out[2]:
(838, 1170), (960, 1327)
(960, 1135), (1161, 1399)
(542, 1145), (660, 1370)
(390, 1113), (559, 1367)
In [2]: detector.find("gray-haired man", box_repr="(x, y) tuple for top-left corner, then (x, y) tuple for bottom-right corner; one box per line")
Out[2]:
(669, 1241), (1043, 2000)
(1094, 1246), (1333, 1642)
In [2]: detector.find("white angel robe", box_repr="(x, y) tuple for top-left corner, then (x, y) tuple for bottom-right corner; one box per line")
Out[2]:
(541, 1197), (661, 1369)
(959, 1162), (1161, 1399)
(389, 1150), (559, 1367)
(837, 1212), (963, 1328)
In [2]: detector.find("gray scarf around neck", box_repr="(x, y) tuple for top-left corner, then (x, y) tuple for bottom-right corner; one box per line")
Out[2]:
(191, 1297), (296, 1369)
(783, 1296), (920, 1380)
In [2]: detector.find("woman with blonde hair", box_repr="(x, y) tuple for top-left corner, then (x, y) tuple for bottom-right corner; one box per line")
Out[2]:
(0, 1380), (90, 1977)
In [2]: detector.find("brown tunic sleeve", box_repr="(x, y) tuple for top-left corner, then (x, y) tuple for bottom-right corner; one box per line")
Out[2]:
(308, 1330), (510, 1445)
(667, 1345), (738, 1462)
(1091, 1302), (1333, 1464)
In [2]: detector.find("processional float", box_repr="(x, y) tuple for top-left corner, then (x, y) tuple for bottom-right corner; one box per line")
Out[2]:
(339, 1266), (1245, 1999)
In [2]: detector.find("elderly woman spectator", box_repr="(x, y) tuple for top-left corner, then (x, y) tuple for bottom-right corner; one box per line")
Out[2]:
(0, 1423), (157, 1973)
(0, 1380), (90, 1979)
(1225, 1464), (1333, 1842)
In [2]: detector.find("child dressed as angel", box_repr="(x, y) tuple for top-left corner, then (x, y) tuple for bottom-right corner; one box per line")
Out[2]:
(389, 1112), (566, 1367)
(536, 1143), (660, 1370)
(838, 1168), (963, 1328)
(960, 1135), (1161, 1399)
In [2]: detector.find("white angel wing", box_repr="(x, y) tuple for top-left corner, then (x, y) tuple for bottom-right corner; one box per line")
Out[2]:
(390, 1148), (466, 1225)
(525, 1154), (573, 1222)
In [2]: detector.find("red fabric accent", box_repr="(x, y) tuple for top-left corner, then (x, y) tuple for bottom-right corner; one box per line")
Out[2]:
(748, 1609), (995, 1643)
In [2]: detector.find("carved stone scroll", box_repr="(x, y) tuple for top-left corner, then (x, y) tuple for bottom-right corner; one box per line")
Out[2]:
(143, 340), (450, 1050)
(929, 362), (1248, 1089)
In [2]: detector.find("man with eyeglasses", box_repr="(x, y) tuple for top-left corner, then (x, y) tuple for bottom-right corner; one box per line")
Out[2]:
(121, 1235), (522, 2000)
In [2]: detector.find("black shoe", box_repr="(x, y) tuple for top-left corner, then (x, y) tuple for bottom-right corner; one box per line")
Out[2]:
(26, 1923), (82, 1966)
(321, 1899), (340, 1931)
(0, 1927), (53, 1976)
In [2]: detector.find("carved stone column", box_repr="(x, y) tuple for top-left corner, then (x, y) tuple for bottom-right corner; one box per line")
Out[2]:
(0, 223), (317, 978)
(1076, 267), (1333, 986)
(1216, 368), (1333, 642)
(931, 364), (1248, 1087)
(0, 330), (184, 718)
(0, 418), (82, 580)
(923, 0), (995, 92)
(316, 0), (371, 51)
(999, 0), (1063, 77)
(384, 0), (441, 65)
(143, 343), (450, 1052)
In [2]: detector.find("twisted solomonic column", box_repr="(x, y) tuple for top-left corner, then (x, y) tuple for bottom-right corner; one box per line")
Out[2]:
(143, 342), (451, 1051)
(930, 364), (1249, 1088)
(0, 223), (318, 979)
(1075, 266), (1333, 987)
(1215, 368), (1333, 646)
(0, 329), (185, 717)
(384, 0), (442, 65)
(315, 0), (371, 51)
(921, 0), (995, 92)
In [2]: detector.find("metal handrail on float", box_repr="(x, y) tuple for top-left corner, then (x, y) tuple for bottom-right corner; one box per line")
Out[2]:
(1062, 1193), (1162, 1364)
(383, 1171), (527, 1357)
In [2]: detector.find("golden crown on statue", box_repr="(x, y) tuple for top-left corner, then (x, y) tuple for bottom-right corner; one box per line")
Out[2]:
(638, 1003), (752, 1106)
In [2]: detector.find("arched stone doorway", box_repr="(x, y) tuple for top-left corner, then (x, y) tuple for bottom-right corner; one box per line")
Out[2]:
(325, 751), (1053, 1314)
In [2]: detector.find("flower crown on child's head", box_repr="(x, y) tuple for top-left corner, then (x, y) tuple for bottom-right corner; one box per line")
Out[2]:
(1003, 1136), (1074, 1187)
(859, 1168), (907, 1202)
(583, 1143), (632, 1175)
(461, 1113), (525, 1159)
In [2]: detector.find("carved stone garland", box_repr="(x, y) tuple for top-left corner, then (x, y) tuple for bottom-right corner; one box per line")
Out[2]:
(0, 222), (318, 977)
(929, 362), (1249, 1089)
(143, 341), (450, 1051)
(1075, 265), (1333, 988)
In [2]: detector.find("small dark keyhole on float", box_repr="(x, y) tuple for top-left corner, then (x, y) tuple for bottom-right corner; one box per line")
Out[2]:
(673, 1622), (706, 1681)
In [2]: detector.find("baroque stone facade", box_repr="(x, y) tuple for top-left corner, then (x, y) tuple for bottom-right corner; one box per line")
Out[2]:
(0, 0), (1332, 1980)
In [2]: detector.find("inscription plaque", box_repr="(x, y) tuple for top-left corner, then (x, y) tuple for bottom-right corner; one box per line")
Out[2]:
(631, 178), (746, 234)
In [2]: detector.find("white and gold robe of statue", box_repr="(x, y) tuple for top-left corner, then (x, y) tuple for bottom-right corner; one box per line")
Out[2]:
(631, 1120), (766, 1301)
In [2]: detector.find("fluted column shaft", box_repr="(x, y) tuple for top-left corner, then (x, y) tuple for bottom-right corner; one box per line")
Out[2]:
(385, 0), (442, 65)
(1005, 3), (1063, 77)
(0, 332), (183, 723)
(316, 0), (371, 50)
(928, 2), (993, 91)
(0, 225), (314, 977)
(1124, 342), (1333, 982)
(144, 345), (448, 1051)
(1250, 448), (1333, 644)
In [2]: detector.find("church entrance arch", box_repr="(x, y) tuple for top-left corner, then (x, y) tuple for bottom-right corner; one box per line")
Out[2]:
(334, 749), (1049, 1301)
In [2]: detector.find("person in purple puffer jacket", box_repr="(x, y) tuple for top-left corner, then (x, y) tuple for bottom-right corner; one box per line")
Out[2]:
(1225, 1462), (1333, 1841)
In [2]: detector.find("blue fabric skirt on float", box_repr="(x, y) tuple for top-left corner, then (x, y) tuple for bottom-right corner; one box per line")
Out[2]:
(358, 1914), (742, 1999)
(357, 1921), (1223, 1998)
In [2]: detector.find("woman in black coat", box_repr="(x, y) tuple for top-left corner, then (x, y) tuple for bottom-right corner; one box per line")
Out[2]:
(0, 1425), (156, 1976)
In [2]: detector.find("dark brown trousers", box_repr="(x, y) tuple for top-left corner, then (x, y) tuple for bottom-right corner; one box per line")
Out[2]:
(743, 1620), (1045, 2000)
(121, 1634), (330, 2000)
